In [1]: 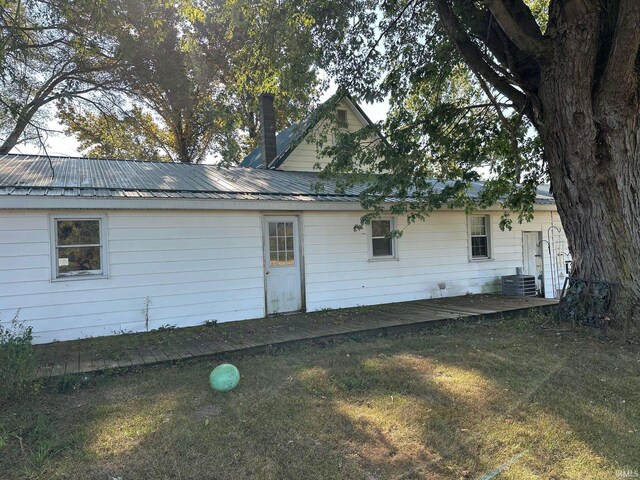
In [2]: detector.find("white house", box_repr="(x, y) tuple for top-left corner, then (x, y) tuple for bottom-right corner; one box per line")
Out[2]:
(0, 94), (569, 344)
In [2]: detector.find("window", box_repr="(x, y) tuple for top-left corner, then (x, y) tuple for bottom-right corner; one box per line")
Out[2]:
(268, 221), (295, 266)
(370, 218), (396, 259)
(469, 215), (491, 259)
(51, 216), (107, 278)
(336, 109), (348, 128)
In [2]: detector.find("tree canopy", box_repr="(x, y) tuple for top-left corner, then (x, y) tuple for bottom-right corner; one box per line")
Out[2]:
(314, 0), (640, 330)
(58, 0), (326, 163)
(314, 1), (548, 229)
(0, 0), (118, 154)
(1, 0), (327, 163)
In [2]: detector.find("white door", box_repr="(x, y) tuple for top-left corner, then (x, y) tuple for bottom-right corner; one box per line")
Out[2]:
(523, 231), (543, 295)
(264, 216), (302, 314)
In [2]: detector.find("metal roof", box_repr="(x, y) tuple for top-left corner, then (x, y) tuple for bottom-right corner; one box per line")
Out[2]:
(240, 120), (311, 169)
(0, 154), (556, 205)
(0, 154), (367, 201)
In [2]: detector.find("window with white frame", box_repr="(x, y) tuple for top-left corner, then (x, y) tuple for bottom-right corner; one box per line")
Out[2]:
(370, 218), (396, 259)
(469, 215), (491, 259)
(51, 216), (107, 278)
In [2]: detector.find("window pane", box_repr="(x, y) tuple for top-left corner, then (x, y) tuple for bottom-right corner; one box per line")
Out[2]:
(471, 237), (488, 257)
(470, 216), (486, 236)
(285, 222), (293, 236)
(337, 109), (348, 127)
(371, 220), (391, 237)
(57, 220), (100, 246)
(277, 222), (285, 236)
(286, 250), (295, 264)
(277, 237), (286, 252)
(269, 238), (277, 252)
(269, 223), (276, 236)
(284, 236), (293, 250)
(372, 238), (392, 257)
(270, 250), (278, 265)
(57, 246), (101, 274)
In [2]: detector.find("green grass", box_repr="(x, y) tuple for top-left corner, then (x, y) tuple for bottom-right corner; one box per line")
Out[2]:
(1, 315), (639, 479)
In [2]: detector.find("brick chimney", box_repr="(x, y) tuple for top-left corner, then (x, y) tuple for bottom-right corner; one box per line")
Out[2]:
(259, 93), (277, 168)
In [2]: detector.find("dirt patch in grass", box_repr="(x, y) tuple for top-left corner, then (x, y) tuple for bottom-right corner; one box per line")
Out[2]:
(2, 315), (639, 479)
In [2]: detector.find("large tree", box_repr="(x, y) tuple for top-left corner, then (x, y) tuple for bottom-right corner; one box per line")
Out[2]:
(194, 0), (325, 159)
(53, 0), (229, 164)
(316, 0), (640, 331)
(59, 0), (325, 163)
(1, 0), (325, 162)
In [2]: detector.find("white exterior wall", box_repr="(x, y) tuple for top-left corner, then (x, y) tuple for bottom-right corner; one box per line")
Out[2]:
(0, 210), (265, 343)
(0, 205), (567, 344)
(280, 99), (369, 172)
(302, 210), (567, 311)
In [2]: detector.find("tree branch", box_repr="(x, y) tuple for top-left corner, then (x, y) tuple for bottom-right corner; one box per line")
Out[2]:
(484, 0), (545, 59)
(595, 0), (640, 113)
(460, 2), (540, 94)
(433, 0), (528, 111)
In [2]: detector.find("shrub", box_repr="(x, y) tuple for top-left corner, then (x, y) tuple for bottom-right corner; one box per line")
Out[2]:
(0, 311), (36, 402)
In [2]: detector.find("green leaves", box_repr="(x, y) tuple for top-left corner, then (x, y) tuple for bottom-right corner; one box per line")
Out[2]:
(53, 0), (325, 163)
(58, 104), (172, 161)
(312, 0), (547, 231)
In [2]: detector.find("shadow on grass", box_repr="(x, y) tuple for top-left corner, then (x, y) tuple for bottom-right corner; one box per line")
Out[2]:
(3, 318), (639, 479)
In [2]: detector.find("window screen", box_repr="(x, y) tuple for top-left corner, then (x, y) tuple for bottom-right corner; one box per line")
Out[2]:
(55, 219), (102, 276)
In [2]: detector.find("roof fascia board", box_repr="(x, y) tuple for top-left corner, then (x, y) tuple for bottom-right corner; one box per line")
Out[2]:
(0, 195), (558, 212)
(343, 93), (376, 128)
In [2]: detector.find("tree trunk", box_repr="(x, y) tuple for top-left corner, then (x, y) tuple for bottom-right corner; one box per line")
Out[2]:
(0, 111), (37, 154)
(536, 9), (640, 332)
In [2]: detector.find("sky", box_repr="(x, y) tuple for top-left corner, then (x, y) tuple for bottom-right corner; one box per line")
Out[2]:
(12, 87), (390, 162)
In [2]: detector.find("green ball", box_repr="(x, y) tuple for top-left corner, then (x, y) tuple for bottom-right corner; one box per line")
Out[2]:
(209, 363), (240, 392)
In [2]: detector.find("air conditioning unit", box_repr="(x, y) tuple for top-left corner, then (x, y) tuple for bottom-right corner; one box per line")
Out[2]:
(501, 275), (537, 297)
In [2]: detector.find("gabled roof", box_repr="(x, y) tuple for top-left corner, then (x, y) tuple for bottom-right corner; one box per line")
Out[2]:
(240, 120), (312, 169)
(239, 92), (376, 169)
(0, 154), (556, 205)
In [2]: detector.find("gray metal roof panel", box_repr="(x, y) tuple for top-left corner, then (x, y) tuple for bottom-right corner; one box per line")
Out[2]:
(0, 154), (556, 205)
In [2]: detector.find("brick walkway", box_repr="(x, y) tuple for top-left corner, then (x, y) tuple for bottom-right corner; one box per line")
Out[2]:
(35, 294), (557, 378)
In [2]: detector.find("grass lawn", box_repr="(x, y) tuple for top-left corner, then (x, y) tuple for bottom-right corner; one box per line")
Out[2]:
(1, 314), (639, 479)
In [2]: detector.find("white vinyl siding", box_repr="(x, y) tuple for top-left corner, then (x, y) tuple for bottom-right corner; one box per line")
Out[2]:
(0, 207), (567, 344)
(302, 210), (564, 311)
(279, 99), (367, 172)
(0, 210), (265, 343)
